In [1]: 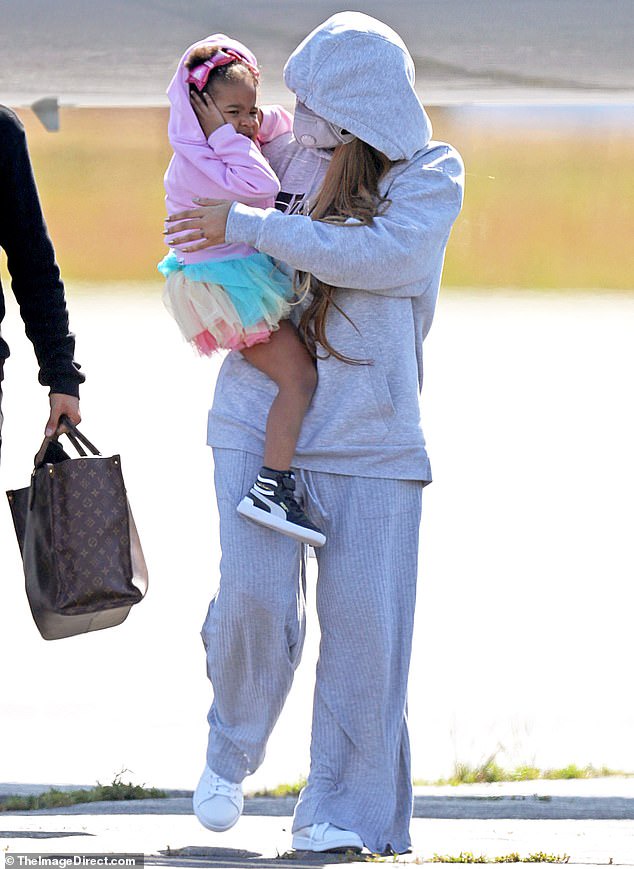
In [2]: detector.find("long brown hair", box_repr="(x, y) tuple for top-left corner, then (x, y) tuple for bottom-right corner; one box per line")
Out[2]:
(297, 138), (394, 364)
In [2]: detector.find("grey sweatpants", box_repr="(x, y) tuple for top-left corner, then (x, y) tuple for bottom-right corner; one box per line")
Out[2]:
(201, 448), (423, 854)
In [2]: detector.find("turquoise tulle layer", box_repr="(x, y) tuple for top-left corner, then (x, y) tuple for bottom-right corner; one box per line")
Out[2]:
(158, 250), (292, 329)
(158, 250), (293, 355)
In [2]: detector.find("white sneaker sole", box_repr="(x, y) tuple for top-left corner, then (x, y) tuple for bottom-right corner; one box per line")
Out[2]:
(237, 498), (326, 547)
(193, 806), (240, 833)
(292, 833), (362, 853)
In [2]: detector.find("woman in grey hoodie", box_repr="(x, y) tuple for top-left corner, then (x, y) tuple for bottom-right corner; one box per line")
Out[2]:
(166, 11), (464, 856)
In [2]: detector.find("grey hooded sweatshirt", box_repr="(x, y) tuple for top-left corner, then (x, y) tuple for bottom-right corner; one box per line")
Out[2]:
(207, 12), (464, 482)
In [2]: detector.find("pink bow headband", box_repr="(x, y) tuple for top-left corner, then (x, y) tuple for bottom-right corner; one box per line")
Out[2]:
(186, 48), (260, 91)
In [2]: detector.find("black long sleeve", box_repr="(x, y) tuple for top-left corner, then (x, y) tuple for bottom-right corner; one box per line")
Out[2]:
(0, 105), (84, 396)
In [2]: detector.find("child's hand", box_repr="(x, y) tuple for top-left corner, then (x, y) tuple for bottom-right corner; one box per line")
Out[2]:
(190, 90), (226, 139)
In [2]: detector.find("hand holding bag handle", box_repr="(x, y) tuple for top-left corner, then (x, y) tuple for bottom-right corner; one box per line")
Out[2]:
(57, 414), (101, 457)
(6, 417), (148, 640)
(32, 414), (100, 469)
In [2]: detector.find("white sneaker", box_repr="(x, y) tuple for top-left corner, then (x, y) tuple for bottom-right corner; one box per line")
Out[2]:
(237, 470), (326, 547)
(292, 822), (363, 852)
(193, 765), (243, 832)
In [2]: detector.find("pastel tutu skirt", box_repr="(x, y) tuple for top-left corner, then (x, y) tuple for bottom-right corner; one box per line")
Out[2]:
(158, 250), (293, 355)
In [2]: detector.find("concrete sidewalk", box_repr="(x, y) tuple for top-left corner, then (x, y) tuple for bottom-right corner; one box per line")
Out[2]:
(1, 779), (633, 868)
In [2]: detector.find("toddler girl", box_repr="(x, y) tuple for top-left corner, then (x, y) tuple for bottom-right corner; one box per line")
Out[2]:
(160, 35), (324, 547)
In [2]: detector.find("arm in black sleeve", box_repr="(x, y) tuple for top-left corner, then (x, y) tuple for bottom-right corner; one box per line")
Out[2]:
(0, 106), (84, 396)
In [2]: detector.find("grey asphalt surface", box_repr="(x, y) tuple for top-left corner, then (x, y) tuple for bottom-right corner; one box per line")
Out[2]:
(3, 0), (634, 105)
(1, 779), (634, 867)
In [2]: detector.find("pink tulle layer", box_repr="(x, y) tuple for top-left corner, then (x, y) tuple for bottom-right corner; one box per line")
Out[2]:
(161, 267), (289, 356)
(193, 327), (271, 355)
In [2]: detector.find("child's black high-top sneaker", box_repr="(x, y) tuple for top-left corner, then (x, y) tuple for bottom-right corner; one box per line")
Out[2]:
(237, 467), (326, 547)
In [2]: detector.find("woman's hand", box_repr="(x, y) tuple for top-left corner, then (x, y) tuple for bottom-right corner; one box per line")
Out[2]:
(191, 90), (226, 139)
(164, 199), (233, 251)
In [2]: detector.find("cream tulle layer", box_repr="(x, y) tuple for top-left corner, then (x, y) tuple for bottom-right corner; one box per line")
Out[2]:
(161, 257), (293, 355)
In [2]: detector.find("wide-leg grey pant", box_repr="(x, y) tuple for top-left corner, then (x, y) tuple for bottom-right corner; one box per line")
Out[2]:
(201, 448), (423, 854)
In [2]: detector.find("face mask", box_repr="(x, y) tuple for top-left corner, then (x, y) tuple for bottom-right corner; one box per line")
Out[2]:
(292, 100), (355, 149)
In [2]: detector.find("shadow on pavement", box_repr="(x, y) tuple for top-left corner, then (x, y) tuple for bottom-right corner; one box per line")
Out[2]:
(153, 850), (366, 868)
(0, 831), (94, 838)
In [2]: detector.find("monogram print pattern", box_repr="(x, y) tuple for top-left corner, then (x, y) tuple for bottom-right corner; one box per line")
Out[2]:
(38, 456), (142, 613)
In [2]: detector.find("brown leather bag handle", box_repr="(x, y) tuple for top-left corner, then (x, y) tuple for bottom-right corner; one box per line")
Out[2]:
(57, 415), (101, 457)
(32, 417), (102, 470)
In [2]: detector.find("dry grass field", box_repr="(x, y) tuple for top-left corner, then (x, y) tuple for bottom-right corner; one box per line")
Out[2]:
(436, 107), (634, 289)
(9, 106), (634, 289)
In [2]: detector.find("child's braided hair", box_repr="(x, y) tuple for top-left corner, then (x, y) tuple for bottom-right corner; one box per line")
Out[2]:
(184, 45), (258, 94)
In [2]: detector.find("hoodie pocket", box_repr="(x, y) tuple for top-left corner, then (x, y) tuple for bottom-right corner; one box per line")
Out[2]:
(299, 338), (397, 451)
(346, 328), (397, 436)
(363, 357), (396, 432)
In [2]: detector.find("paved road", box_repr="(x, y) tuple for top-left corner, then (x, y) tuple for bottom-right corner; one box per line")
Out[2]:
(2, 0), (634, 105)
(3, 291), (634, 796)
(2, 780), (634, 865)
(1, 812), (633, 867)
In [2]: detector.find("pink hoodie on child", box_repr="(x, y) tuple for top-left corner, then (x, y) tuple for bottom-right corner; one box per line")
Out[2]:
(164, 34), (292, 265)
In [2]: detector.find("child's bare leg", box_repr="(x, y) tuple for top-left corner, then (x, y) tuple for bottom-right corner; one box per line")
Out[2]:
(238, 321), (325, 545)
(240, 320), (316, 471)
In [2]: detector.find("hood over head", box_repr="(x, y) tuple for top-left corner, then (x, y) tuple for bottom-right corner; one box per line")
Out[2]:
(283, 11), (432, 161)
(167, 34), (258, 145)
